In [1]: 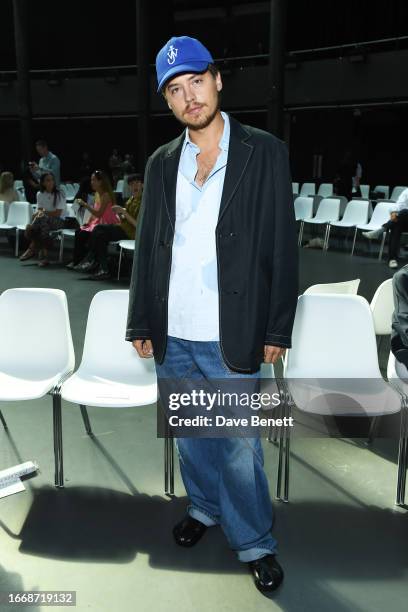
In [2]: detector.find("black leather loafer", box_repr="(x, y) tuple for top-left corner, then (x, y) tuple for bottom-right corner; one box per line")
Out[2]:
(248, 554), (284, 594)
(173, 515), (207, 547)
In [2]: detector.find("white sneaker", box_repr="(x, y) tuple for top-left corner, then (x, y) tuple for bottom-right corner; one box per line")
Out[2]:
(389, 259), (398, 269)
(363, 228), (384, 239)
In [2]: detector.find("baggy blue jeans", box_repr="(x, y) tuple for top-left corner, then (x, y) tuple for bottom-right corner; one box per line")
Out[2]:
(155, 336), (278, 562)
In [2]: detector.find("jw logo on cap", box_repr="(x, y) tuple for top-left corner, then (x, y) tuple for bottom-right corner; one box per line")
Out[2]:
(167, 45), (178, 65)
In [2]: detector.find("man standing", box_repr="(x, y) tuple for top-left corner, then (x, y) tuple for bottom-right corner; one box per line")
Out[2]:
(30, 139), (61, 186)
(126, 36), (298, 595)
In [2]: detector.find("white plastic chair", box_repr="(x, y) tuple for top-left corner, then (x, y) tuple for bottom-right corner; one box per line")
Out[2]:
(276, 294), (402, 502)
(117, 239), (135, 280)
(300, 198), (340, 249)
(353, 201), (393, 258)
(317, 183), (333, 198)
(374, 185), (390, 199)
(299, 182), (315, 197)
(115, 179), (125, 195)
(0, 201), (5, 224)
(14, 180), (24, 190)
(360, 184), (370, 199)
(390, 186), (408, 202)
(60, 291), (161, 488)
(0, 202), (32, 256)
(294, 197), (313, 245)
(304, 279), (360, 295)
(370, 278), (393, 336)
(0, 288), (75, 488)
(292, 182), (299, 195)
(326, 199), (369, 252)
(387, 352), (408, 505)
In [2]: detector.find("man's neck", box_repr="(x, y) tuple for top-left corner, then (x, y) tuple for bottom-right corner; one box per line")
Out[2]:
(187, 110), (224, 151)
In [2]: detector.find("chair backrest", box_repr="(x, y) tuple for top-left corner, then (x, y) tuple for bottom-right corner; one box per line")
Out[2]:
(341, 199), (369, 225)
(314, 197), (340, 222)
(368, 201), (393, 226)
(0, 201), (5, 224)
(390, 186), (408, 202)
(317, 183), (333, 197)
(360, 184), (370, 199)
(0, 288), (75, 378)
(294, 196), (313, 220)
(387, 351), (408, 393)
(14, 180), (23, 189)
(304, 279), (360, 296)
(6, 202), (32, 226)
(284, 294), (381, 378)
(115, 179), (124, 193)
(374, 185), (390, 199)
(300, 182), (315, 197)
(80, 290), (156, 381)
(370, 278), (393, 335)
(292, 182), (299, 194)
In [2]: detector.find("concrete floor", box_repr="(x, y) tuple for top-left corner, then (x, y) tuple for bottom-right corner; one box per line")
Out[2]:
(0, 238), (407, 612)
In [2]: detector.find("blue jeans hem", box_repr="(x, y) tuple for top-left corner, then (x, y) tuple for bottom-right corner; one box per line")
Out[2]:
(188, 504), (219, 527)
(237, 545), (278, 563)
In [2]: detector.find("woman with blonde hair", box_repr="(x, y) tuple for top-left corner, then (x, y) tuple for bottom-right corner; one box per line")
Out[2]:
(66, 170), (120, 268)
(0, 171), (19, 214)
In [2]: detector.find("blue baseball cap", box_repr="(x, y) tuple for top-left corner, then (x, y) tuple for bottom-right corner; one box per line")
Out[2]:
(156, 36), (214, 93)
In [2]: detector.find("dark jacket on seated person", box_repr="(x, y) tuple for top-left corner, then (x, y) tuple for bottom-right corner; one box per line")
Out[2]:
(391, 264), (408, 367)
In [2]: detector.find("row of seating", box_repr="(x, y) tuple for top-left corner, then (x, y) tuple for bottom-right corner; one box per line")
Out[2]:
(1, 285), (406, 505)
(0, 201), (135, 278)
(293, 183), (407, 201)
(295, 197), (393, 258)
(13, 181), (80, 204)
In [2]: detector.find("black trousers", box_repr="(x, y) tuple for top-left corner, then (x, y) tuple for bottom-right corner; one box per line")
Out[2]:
(88, 224), (129, 268)
(73, 229), (92, 264)
(383, 210), (408, 261)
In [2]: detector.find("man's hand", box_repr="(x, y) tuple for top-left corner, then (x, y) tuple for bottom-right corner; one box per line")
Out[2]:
(132, 339), (154, 358)
(391, 212), (398, 222)
(264, 345), (286, 364)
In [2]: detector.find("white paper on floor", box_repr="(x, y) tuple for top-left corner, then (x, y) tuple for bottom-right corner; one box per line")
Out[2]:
(0, 461), (39, 499)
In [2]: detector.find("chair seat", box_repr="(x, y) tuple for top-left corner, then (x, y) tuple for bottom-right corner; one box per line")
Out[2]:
(303, 219), (330, 225)
(356, 223), (383, 231)
(286, 378), (401, 416)
(330, 221), (358, 228)
(0, 371), (60, 401)
(119, 240), (135, 251)
(0, 223), (16, 230)
(61, 371), (157, 408)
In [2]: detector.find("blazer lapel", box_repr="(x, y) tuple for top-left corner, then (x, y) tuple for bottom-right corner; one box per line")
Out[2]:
(162, 132), (185, 229)
(217, 115), (254, 224)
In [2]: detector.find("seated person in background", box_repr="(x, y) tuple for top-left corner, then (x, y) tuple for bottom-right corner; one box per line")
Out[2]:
(74, 173), (143, 279)
(0, 171), (19, 214)
(66, 170), (119, 269)
(72, 176), (95, 224)
(20, 172), (67, 267)
(363, 187), (408, 269)
(391, 264), (408, 368)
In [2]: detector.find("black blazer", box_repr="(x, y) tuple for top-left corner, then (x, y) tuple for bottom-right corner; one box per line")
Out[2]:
(126, 114), (299, 373)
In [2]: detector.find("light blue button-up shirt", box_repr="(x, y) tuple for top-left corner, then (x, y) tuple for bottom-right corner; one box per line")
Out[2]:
(37, 151), (61, 186)
(167, 110), (230, 341)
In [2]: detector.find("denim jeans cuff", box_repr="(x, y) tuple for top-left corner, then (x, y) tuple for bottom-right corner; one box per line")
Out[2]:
(188, 505), (218, 527)
(237, 546), (278, 563)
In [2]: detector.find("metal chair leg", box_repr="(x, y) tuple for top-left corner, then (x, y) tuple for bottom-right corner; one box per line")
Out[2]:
(378, 231), (387, 261)
(351, 227), (358, 256)
(80, 404), (93, 435)
(58, 232), (65, 263)
(15, 228), (20, 257)
(164, 417), (175, 496)
(0, 409), (8, 430)
(298, 221), (305, 246)
(53, 392), (64, 488)
(367, 415), (380, 445)
(396, 397), (408, 506)
(325, 224), (331, 251)
(117, 248), (123, 281)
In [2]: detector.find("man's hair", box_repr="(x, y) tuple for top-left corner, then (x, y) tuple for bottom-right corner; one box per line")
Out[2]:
(35, 139), (48, 148)
(127, 173), (142, 184)
(160, 63), (219, 98)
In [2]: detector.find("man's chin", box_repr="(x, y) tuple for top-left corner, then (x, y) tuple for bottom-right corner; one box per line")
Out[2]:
(180, 107), (219, 131)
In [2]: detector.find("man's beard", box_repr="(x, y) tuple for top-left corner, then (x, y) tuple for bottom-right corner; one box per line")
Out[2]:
(177, 98), (220, 131)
